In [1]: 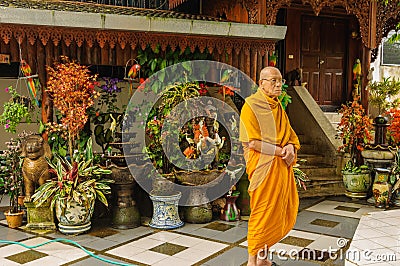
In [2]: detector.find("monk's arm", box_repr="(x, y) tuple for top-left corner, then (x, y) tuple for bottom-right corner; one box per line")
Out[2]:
(247, 140), (283, 156)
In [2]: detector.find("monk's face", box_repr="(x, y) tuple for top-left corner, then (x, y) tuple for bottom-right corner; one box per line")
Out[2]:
(259, 68), (283, 98)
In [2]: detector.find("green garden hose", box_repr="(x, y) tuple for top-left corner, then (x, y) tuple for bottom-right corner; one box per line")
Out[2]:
(0, 238), (135, 266)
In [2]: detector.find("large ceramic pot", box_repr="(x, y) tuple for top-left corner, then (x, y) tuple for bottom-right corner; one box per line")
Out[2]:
(55, 197), (95, 234)
(342, 170), (372, 199)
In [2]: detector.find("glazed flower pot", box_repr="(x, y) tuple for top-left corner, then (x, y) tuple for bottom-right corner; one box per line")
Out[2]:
(55, 198), (95, 234)
(342, 170), (372, 199)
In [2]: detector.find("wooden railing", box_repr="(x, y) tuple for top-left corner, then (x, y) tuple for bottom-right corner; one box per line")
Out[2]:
(70, 0), (169, 10)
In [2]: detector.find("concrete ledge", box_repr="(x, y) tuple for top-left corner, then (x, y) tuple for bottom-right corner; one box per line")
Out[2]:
(0, 7), (287, 40)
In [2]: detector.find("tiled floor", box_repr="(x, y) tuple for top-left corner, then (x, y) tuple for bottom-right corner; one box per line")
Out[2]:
(0, 196), (395, 265)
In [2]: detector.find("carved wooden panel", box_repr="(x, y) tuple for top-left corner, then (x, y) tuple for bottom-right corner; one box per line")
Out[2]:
(0, 26), (13, 44)
(26, 30), (38, 46)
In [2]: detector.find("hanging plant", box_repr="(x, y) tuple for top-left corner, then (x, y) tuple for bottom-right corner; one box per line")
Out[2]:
(0, 86), (32, 133)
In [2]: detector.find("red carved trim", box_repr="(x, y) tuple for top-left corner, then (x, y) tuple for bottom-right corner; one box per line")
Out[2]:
(74, 30), (85, 48)
(38, 29), (51, 46)
(197, 38), (207, 53)
(178, 37), (188, 52)
(188, 38), (197, 53)
(96, 31), (108, 49)
(13, 27), (25, 45)
(265, 0), (291, 25)
(108, 32), (117, 49)
(117, 32), (128, 50)
(63, 30), (74, 47)
(225, 40), (234, 55)
(168, 36), (179, 52)
(206, 39), (215, 54)
(138, 33), (148, 50)
(129, 32), (138, 50)
(51, 29), (62, 47)
(1, 26), (13, 44)
(85, 31), (96, 48)
(26, 30), (37, 46)
(242, 41), (251, 55)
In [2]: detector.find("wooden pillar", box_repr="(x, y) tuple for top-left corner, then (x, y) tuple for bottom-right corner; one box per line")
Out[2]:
(43, 43), (54, 125)
(101, 45), (109, 65)
(361, 46), (371, 110)
(250, 48), (257, 82)
(10, 39), (19, 62)
(70, 42), (77, 61)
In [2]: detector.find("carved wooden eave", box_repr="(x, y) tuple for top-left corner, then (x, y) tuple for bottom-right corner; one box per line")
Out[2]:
(0, 5), (286, 57)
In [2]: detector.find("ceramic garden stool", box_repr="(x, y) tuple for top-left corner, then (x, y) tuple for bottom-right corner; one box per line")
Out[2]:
(149, 191), (184, 229)
(372, 168), (392, 209)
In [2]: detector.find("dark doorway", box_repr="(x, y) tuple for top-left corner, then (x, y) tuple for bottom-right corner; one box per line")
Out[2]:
(300, 15), (348, 109)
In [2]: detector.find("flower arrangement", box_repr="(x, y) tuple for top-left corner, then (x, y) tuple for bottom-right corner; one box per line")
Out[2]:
(89, 77), (124, 153)
(0, 132), (32, 213)
(387, 108), (400, 145)
(0, 86), (33, 133)
(46, 56), (100, 158)
(337, 97), (373, 170)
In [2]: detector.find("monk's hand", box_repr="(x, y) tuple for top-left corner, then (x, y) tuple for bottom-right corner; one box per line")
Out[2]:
(282, 144), (295, 166)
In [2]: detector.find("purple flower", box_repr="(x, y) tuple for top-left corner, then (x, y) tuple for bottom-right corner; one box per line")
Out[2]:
(5, 124), (9, 129)
(5, 87), (9, 92)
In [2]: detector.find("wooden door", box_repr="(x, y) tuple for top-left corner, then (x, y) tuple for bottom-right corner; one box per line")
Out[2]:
(301, 16), (347, 107)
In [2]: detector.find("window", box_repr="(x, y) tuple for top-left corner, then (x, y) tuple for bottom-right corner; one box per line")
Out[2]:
(381, 31), (400, 66)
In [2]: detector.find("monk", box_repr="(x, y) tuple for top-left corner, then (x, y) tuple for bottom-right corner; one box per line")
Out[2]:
(239, 67), (300, 266)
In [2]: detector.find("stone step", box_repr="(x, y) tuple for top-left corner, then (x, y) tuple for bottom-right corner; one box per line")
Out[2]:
(298, 163), (338, 177)
(299, 177), (345, 198)
(298, 144), (316, 154)
(324, 112), (342, 123)
(297, 153), (326, 165)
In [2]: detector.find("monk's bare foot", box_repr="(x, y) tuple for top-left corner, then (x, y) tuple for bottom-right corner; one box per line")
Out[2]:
(247, 254), (257, 266)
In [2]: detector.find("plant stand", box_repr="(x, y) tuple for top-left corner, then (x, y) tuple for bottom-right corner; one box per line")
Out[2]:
(111, 182), (141, 229)
(184, 188), (212, 223)
(149, 191), (184, 229)
(24, 202), (56, 230)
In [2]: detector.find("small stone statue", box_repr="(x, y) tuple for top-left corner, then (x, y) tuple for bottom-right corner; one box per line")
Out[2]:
(21, 135), (52, 202)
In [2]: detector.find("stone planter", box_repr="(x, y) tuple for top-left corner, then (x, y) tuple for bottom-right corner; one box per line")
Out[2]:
(25, 201), (56, 230)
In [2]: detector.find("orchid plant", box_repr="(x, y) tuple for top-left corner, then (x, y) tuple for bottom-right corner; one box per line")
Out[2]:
(46, 56), (100, 159)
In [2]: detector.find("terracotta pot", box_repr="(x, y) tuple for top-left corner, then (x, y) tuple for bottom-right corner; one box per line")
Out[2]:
(4, 211), (24, 228)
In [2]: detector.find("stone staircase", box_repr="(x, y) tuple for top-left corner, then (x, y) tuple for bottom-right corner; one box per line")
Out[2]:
(296, 125), (344, 198)
(323, 112), (342, 132)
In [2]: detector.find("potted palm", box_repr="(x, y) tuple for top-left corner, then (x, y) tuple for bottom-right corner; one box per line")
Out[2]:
(32, 139), (112, 234)
(0, 133), (29, 228)
(337, 98), (373, 199)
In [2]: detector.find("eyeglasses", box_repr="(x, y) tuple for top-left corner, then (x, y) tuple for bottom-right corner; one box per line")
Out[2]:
(260, 78), (286, 85)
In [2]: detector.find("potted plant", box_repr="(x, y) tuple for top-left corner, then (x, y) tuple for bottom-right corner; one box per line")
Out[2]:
(367, 77), (400, 146)
(32, 139), (113, 234)
(0, 132), (30, 228)
(337, 97), (374, 199)
(0, 86), (33, 133)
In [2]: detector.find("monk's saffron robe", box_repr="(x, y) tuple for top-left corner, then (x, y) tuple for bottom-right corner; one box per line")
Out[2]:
(239, 89), (300, 256)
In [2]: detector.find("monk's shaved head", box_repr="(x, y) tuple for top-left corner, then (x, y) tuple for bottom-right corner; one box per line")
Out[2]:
(260, 67), (281, 80)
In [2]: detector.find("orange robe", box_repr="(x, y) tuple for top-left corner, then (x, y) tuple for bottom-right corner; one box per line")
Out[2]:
(239, 89), (300, 256)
